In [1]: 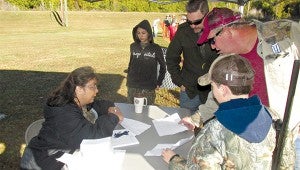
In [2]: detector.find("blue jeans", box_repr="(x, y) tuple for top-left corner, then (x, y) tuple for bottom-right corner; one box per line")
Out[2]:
(179, 90), (201, 112)
(296, 135), (300, 170)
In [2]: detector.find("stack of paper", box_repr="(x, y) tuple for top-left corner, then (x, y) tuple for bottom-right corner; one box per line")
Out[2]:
(80, 137), (112, 158)
(57, 137), (125, 170)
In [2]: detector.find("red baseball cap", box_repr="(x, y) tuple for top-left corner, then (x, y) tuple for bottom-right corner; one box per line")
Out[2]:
(197, 7), (242, 44)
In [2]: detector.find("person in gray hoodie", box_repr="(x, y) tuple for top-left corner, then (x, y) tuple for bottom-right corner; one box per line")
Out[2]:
(126, 19), (166, 105)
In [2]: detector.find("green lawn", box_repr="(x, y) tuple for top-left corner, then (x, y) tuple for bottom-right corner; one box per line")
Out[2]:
(0, 11), (180, 169)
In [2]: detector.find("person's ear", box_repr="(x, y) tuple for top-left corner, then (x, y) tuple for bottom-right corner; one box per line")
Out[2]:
(75, 86), (84, 95)
(219, 84), (230, 97)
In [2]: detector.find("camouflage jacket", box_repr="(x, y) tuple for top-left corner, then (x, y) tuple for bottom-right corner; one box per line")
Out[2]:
(169, 96), (276, 170)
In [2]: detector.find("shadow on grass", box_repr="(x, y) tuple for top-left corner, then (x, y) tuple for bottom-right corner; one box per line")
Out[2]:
(0, 70), (127, 169)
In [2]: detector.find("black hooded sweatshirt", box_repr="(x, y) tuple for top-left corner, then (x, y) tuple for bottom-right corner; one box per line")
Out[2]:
(21, 100), (119, 170)
(126, 20), (166, 90)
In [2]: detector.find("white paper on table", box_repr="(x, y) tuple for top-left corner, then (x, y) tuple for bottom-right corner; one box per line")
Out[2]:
(147, 105), (169, 120)
(144, 144), (174, 156)
(80, 137), (112, 158)
(56, 152), (75, 165)
(57, 150), (125, 170)
(152, 113), (188, 136)
(144, 136), (193, 156)
(57, 137), (126, 170)
(120, 118), (151, 136)
(112, 129), (139, 148)
(170, 135), (194, 150)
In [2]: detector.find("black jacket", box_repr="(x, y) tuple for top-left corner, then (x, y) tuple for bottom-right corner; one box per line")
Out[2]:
(166, 22), (218, 102)
(23, 100), (119, 169)
(126, 20), (166, 89)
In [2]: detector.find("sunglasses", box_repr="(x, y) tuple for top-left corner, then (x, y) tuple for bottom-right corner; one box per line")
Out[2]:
(208, 28), (223, 45)
(187, 18), (204, 26)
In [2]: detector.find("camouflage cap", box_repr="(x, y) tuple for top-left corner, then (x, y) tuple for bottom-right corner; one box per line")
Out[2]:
(198, 54), (254, 87)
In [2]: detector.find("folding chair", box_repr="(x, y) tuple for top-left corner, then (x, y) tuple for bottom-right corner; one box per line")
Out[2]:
(25, 119), (45, 145)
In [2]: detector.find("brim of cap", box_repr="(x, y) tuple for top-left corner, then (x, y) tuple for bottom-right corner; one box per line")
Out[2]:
(197, 28), (210, 44)
(198, 73), (211, 86)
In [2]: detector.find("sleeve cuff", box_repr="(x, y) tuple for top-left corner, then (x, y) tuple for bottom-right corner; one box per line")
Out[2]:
(169, 154), (179, 162)
(191, 111), (201, 127)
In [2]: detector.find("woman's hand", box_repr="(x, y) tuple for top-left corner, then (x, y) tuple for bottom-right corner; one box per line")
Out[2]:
(108, 106), (124, 123)
(162, 148), (176, 164)
(179, 116), (195, 131)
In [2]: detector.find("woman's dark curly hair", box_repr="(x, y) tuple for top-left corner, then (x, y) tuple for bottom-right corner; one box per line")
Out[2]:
(47, 66), (98, 107)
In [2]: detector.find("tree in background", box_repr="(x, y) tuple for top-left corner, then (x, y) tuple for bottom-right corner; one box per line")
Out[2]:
(283, 0), (300, 20)
(4, 0), (186, 12)
(250, 0), (300, 20)
(3, 0), (300, 20)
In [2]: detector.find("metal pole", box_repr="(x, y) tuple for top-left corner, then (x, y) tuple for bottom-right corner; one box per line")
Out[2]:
(272, 60), (300, 169)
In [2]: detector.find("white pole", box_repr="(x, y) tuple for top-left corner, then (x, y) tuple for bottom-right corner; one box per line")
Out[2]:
(64, 0), (68, 27)
(60, 0), (64, 23)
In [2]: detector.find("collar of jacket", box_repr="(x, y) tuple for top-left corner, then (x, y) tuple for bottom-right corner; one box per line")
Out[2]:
(214, 95), (272, 143)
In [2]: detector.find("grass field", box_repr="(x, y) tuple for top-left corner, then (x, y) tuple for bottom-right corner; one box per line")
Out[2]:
(0, 11), (181, 169)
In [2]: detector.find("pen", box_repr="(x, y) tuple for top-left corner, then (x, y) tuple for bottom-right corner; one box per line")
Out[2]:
(114, 130), (129, 138)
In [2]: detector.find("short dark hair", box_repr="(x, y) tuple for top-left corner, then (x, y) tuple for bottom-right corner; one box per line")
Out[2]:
(211, 54), (255, 95)
(186, 0), (209, 14)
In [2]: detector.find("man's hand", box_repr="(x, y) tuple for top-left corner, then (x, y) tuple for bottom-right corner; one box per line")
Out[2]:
(179, 116), (195, 131)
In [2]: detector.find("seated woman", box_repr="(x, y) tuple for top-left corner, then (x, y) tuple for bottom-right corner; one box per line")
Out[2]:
(21, 66), (123, 170)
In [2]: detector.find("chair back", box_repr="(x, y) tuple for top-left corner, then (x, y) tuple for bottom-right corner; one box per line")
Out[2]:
(25, 119), (45, 145)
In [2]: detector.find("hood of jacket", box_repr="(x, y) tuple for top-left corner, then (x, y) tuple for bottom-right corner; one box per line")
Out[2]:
(215, 95), (272, 143)
(132, 19), (153, 43)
